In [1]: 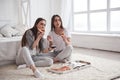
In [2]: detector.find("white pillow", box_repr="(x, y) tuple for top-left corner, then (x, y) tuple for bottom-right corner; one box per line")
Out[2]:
(0, 33), (3, 37)
(14, 24), (27, 35)
(0, 24), (19, 37)
(0, 21), (9, 28)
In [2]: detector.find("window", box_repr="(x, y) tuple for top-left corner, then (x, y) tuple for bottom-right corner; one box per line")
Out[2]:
(110, 0), (120, 8)
(90, 0), (107, 10)
(90, 12), (107, 31)
(110, 11), (120, 31)
(74, 14), (88, 31)
(73, 0), (120, 33)
(74, 0), (87, 12)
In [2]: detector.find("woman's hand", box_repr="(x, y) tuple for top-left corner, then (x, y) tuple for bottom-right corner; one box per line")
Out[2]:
(60, 31), (66, 41)
(47, 36), (53, 42)
(47, 36), (54, 49)
(60, 32), (71, 45)
(37, 28), (45, 39)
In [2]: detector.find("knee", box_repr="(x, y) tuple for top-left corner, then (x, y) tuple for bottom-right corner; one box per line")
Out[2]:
(67, 45), (73, 51)
(21, 47), (29, 54)
(22, 46), (28, 51)
(46, 58), (53, 66)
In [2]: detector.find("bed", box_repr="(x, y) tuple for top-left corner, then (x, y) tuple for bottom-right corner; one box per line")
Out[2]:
(0, 22), (27, 66)
(0, 37), (22, 66)
(0, 0), (30, 66)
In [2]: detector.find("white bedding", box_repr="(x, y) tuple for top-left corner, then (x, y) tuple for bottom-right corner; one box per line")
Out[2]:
(0, 36), (22, 66)
(0, 36), (22, 42)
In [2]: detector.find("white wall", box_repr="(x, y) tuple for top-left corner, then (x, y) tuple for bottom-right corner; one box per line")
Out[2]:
(0, 0), (18, 26)
(30, 0), (61, 37)
(72, 33), (120, 52)
(51, 0), (61, 15)
(30, 0), (50, 36)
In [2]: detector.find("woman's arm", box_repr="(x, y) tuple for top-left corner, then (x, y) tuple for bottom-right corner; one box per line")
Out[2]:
(26, 30), (35, 49)
(32, 30), (44, 49)
(42, 47), (52, 53)
(60, 30), (71, 45)
(47, 35), (54, 47)
(61, 35), (71, 45)
(42, 36), (55, 53)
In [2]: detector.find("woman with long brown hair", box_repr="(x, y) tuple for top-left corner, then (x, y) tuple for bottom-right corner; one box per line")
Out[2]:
(47, 14), (73, 63)
(16, 18), (53, 78)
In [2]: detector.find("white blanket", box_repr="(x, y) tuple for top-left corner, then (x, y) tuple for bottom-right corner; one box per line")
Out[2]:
(0, 36), (21, 65)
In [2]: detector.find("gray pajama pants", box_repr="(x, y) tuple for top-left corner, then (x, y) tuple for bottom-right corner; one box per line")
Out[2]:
(16, 47), (53, 67)
(38, 45), (73, 62)
(55, 45), (73, 61)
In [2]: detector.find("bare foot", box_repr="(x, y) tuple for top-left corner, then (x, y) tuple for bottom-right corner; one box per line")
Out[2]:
(53, 58), (60, 63)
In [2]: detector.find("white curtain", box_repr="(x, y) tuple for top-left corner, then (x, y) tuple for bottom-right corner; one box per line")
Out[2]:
(60, 0), (73, 31)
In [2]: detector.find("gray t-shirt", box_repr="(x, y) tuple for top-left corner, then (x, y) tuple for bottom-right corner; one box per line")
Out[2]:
(48, 29), (71, 51)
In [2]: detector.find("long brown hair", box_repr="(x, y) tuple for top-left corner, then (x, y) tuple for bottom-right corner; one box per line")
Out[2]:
(51, 14), (64, 31)
(21, 18), (46, 52)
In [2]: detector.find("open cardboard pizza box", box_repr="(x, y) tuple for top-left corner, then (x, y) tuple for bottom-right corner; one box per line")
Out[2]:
(48, 60), (91, 74)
